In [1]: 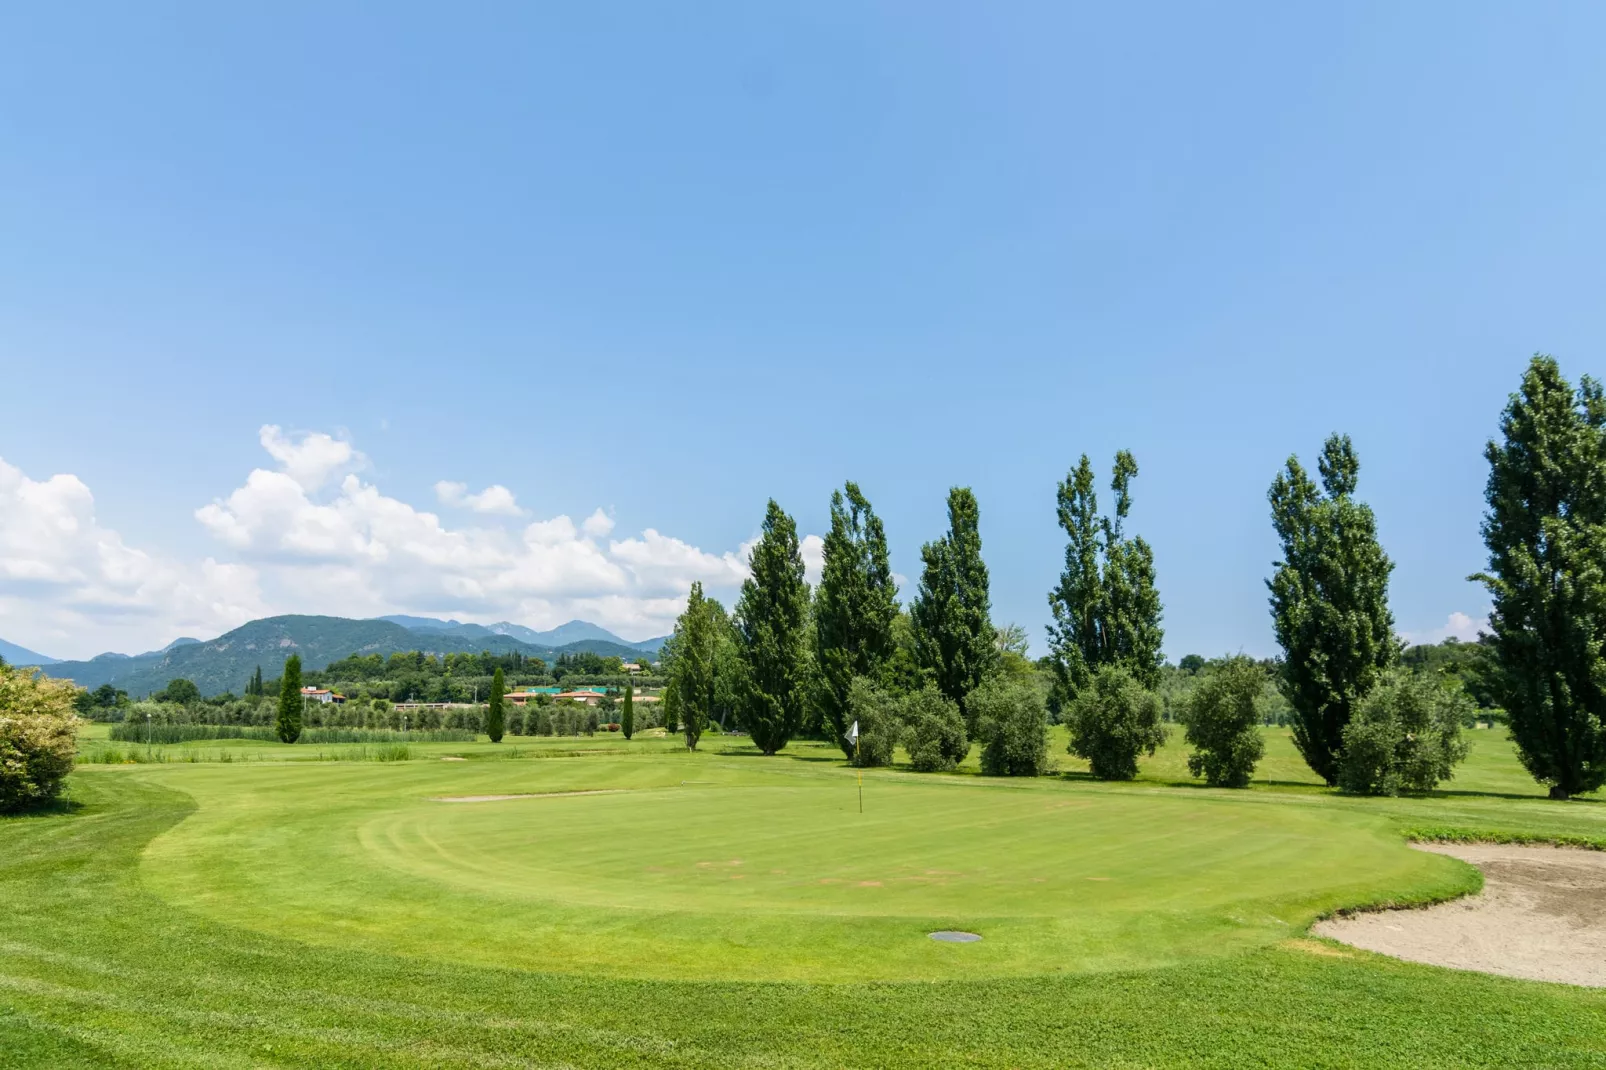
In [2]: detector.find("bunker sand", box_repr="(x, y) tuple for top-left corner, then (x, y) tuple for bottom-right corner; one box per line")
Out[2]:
(1315, 842), (1606, 987)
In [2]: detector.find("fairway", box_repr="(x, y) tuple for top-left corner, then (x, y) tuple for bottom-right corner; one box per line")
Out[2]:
(134, 747), (1466, 981)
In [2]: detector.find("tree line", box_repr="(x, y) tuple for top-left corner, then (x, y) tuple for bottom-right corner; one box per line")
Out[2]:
(648, 355), (1605, 799)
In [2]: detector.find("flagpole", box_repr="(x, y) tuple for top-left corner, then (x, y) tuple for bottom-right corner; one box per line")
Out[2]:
(856, 735), (863, 814)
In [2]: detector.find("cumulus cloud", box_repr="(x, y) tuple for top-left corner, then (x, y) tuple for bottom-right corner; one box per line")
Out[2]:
(0, 457), (265, 658)
(2, 428), (821, 655)
(1399, 611), (1488, 647)
(187, 427), (812, 640)
(434, 481), (525, 516)
(259, 425), (361, 491)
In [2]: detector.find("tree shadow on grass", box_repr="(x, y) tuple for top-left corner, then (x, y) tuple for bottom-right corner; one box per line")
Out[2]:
(1, 796), (85, 821)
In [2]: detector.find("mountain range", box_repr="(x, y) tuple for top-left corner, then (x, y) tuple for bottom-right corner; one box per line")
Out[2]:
(17, 615), (668, 697)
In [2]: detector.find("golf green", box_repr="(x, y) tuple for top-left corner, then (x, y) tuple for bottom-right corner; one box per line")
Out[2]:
(137, 753), (1465, 982)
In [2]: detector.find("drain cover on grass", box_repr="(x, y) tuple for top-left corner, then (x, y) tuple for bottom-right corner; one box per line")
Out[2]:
(928, 930), (982, 943)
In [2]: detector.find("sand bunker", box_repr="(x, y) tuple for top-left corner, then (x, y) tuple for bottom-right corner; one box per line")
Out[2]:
(433, 789), (629, 803)
(1314, 842), (1606, 987)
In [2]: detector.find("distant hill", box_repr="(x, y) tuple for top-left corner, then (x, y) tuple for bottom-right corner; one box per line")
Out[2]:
(375, 615), (463, 631)
(0, 638), (58, 666)
(40, 614), (663, 696)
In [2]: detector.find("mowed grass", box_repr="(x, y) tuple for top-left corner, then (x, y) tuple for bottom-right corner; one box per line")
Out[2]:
(3, 725), (1606, 1066)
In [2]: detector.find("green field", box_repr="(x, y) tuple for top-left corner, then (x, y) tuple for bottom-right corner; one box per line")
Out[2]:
(5, 725), (1606, 1067)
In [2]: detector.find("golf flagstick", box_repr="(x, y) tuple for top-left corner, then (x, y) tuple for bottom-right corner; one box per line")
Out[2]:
(848, 720), (862, 813)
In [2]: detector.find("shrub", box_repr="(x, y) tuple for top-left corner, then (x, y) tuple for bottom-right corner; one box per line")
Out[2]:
(970, 676), (1049, 776)
(1339, 672), (1471, 796)
(0, 664), (79, 813)
(901, 685), (968, 772)
(1180, 657), (1267, 788)
(1066, 666), (1166, 780)
(845, 677), (899, 767)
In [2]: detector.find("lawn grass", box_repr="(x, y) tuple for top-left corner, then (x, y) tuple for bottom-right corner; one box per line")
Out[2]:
(2, 724), (1605, 1066)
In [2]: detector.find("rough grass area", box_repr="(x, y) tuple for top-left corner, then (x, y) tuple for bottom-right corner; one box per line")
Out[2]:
(2, 725), (1605, 1066)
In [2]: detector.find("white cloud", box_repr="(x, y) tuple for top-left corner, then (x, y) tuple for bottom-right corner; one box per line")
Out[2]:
(258, 425), (361, 491)
(800, 533), (825, 586)
(1400, 611), (1488, 647)
(0, 457), (265, 658)
(188, 427), (818, 640)
(434, 481), (525, 516)
(0, 429), (827, 656)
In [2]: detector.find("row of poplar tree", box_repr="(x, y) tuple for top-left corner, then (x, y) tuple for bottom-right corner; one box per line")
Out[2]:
(652, 354), (1606, 800)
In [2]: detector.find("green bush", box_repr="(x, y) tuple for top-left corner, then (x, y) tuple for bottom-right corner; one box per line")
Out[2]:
(1339, 672), (1471, 796)
(971, 676), (1049, 777)
(1179, 657), (1266, 788)
(845, 677), (899, 768)
(1066, 666), (1166, 780)
(901, 686), (968, 772)
(0, 663), (79, 813)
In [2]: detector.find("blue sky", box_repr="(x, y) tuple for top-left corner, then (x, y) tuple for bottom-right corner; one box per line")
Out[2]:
(2, 2), (1603, 659)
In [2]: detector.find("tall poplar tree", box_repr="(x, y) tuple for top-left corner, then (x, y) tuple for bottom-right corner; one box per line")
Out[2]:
(621, 684), (635, 740)
(276, 654), (303, 744)
(814, 482), (899, 755)
(486, 666), (506, 743)
(734, 500), (812, 755)
(1474, 356), (1606, 798)
(1047, 451), (1164, 706)
(1268, 433), (1397, 785)
(910, 487), (998, 725)
(669, 582), (718, 750)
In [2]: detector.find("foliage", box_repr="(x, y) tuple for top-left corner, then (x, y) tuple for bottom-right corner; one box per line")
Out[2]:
(154, 678), (201, 705)
(900, 685), (968, 772)
(1179, 657), (1267, 787)
(486, 667), (506, 743)
(1473, 355), (1606, 799)
(668, 583), (721, 750)
(277, 654), (304, 744)
(844, 676), (900, 768)
(734, 499), (813, 755)
(660, 682), (679, 734)
(1400, 637), (1497, 710)
(1268, 433), (1397, 785)
(1047, 452), (1165, 710)
(814, 482), (899, 754)
(621, 685), (634, 740)
(0, 662), (79, 812)
(1338, 672), (1471, 796)
(73, 682), (130, 720)
(1066, 666), (1166, 780)
(910, 487), (998, 726)
(970, 675), (1050, 776)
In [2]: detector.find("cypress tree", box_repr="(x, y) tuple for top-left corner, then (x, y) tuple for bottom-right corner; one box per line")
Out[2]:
(621, 684), (635, 739)
(1047, 451), (1164, 708)
(486, 666), (506, 743)
(1268, 433), (1397, 785)
(276, 654), (303, 744)
(814, 482), (899, 755)
(910, 487), (998, 727)
(1473, 356), (1606, 798)
(734, 499), (812, 755)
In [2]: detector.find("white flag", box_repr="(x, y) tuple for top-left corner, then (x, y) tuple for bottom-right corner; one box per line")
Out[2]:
(846, 720), (859, 745)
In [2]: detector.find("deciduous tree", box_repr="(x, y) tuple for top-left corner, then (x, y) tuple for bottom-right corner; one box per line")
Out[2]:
(911, 487), (998, 727)
(1268, 434), (1397, 785)
(971, 676), (1050, 776)
(1047, 452), (1164, 709)
(0, 661), (78, 813)
(815, 482), (899, 755)
(1180, 657), (1266, 788)
(735, 500), (812, 755)
(1066, 665), (1166, 780)
(276, 654), (303, 744)
(1338, 671), (1470, 796)
(1473, 356), (1606, 798)
(669, 582), (720, 750)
